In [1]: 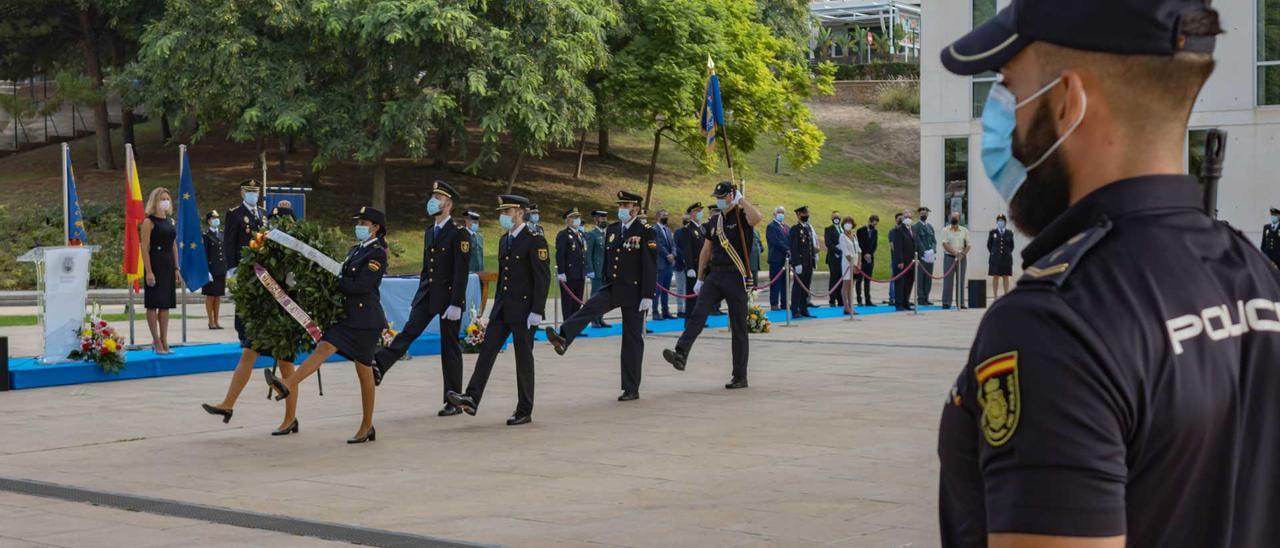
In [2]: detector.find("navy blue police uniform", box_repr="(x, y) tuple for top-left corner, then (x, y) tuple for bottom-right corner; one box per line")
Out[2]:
(547, 191), (657, 400)
(224, 179), (268, 348)
(448, 195), (551, 425)
(788, 207), (815, 317)
(322, 207), (388, 366)
(1262, 208), (1280, 268)
(555, 208), (589, 320)
(937, 2), (1280, 545)
(374, 181), (470, 404)
(202, 210), (227, 297)
(987, 220), (1015, 277)
(675, 203), (706, 314)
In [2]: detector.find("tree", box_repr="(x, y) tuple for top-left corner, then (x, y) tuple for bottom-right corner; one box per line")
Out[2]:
(757, 0), (811, 59)
(813, 25), (834, 61)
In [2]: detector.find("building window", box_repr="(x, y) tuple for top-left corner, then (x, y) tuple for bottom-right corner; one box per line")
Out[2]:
(970, 0), (999, 117)
(1260, 0), (1280, 104)
(944, 137), (970, 224)
(1187, 129), (1211, 200)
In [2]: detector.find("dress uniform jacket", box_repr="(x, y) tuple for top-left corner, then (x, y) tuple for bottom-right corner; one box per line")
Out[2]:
(204, 229), (227, 274)
(675, 221), (705, 275)
(555, 228), (588, 281)
(468, 229), (485, 273)
(222, 203), (265, 274)
(414, 220), (470, 312)
(1262, 223), (1280, 267)
(491, 228), (551, 324)
(789, 223), (815, 271)
(987, 227), (1015, 276)
(602, 219), (657, 307)
(338, 241), (388, 330)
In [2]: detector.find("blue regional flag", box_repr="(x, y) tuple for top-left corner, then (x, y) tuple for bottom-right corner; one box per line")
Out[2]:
(175, 146), (210, 292)
(700, 72), (726, 149)
(64, 145), (88, 244)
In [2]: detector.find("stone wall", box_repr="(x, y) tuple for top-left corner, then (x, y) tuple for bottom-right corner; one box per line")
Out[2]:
(811, 80), (896, 106)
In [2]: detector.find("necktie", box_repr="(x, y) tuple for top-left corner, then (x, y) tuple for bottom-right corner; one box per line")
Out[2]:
(433, 224), (440, 240)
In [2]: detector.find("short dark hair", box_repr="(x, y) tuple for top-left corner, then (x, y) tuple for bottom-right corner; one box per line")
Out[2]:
(869, 214), (880, 223)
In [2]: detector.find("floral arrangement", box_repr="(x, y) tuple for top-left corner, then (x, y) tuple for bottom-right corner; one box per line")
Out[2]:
(462, 309), (485, 353)
(380, 323), (398, 348)
(746, 290), (771, 334)
(67, 307), (127, 373)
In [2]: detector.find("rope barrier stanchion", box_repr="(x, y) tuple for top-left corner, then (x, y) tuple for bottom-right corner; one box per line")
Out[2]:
(913, 260), (921, 316)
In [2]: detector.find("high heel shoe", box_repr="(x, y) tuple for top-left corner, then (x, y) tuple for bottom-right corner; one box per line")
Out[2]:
(201, 403), (233, 424)
(271, 419), (299, 436)
(347, 426), (376, 444)
(264, 369), (291, 401)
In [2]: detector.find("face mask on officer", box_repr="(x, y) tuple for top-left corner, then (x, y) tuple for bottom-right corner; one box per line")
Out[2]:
(469, 222), (479, 231)
(997, 220), (1007, 230)
(617, 208), (632, 223)
(573, 218), (583, 229)
(696, 211), (705, 222)
(596, 217), (607, 228)
(354, 225), (371, 241)
(529, 213), (540, 224)
(499, 213), (515, 231)
(716, 198), (730, 211)
(426, 197), (443, 216)
(244, 192), (258, 205)
(1272, 215), (1279, 225)
(902, 216), (912, 226)
(982, 75), (1085, 237)
(798, 214), (810, 224)
(919, 212), (928, 222)
(210, 218), (221, 229)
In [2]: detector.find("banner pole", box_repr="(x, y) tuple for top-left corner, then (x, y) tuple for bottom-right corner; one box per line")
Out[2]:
(62, 143), (70, 245)
(126, 144), (136, 346)
(180, 145), (188, 344)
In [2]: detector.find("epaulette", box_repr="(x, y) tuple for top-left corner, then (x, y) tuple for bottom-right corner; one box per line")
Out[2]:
(639, 218), (650, 227)
(1019, 218), (1112, 287)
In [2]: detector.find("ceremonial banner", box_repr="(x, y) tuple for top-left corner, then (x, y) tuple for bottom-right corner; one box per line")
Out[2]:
(253, 263), (323, 342)
(266, 229), (342, 275)
(63, 145), (88, 245)
(122, 145), (145, 289)
(176, 146), (210, 290)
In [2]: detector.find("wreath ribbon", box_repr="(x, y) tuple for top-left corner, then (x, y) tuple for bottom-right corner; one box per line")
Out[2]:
(253, 263), (323, 343)
(267, 229), (342, 275)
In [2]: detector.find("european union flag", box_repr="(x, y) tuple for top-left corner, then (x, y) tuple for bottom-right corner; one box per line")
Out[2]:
(700, 73), (726, 148)
(175, 146), (210, 292)
(64, 145), (88, 244)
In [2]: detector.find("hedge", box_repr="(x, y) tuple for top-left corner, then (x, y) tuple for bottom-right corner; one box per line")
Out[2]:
(833, 62), (919, 81)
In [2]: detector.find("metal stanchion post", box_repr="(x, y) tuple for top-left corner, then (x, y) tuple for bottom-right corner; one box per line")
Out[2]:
(181, 279), (188, 344)
(913, 261), (920, 316)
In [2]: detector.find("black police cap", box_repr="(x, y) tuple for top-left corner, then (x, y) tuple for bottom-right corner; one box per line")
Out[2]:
(616, 191), (643, 205)
(562, 207), (580, 219)
(239, 178), (262, 191)
(527, 202), (540, 212)
(686, 202), (703, 213)
(794, 205), (809, 214)
(353, 206), (387, 234)
(711, 181), (735, 197)
(1271, 208), (1280, 215)
(206, 209), (220, 220)
(496, 194), (530, 211)
(431, 180), (460, 201)
(465, 209), (481, 220)
(591, 209), (608, 218)
(997, 213), (1008, 221)
(941, 0), (1220, 76)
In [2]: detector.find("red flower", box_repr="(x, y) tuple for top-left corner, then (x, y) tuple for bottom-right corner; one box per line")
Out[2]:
(98, 320), (108, 328)
(81, 342), (91, 351)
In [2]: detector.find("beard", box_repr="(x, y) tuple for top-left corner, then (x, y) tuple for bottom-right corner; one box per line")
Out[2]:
(1008, 102), (1072, 238)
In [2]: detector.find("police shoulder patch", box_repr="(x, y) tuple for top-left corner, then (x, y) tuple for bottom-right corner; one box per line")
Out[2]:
(1020, 218), (1113, 287)
(538, 248), (549, 261)
(460, 240), (470, 253)
(368, 260), (382, 272)
(974, 351), (1019, 446)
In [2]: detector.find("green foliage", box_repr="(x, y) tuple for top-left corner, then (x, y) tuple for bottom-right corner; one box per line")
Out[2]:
(603, 0), (833, 171)
(875, 80), (920, 115)
(757, 0), (811, 59)
(833, 62), (919, 81)
(231, 219), (348, 362)
(0, 203), (128, 290)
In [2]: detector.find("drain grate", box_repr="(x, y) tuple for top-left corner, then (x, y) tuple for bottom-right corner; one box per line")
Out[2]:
(0, 476), (492, 548)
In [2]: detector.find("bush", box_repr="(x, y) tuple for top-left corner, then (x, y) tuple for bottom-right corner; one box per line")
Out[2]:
(875, 80), (920, 115)
(0, 203), (128, 290)
(833, 62), (919, 81)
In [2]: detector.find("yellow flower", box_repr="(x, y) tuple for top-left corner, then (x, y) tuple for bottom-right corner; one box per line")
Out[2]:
(82, 329), (92, 337)
(103, 339), (117, 353)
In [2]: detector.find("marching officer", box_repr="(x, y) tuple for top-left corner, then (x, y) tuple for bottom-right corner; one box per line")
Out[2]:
(988, 213), (1016, 300)
(675, 203), (706, 316)
(465, 210), (484, 273)
(373, 181), (470, 416)
(789, 206), (816, 318)
(586, 209), (609, 327)
(662, 182), (763, 389)
(447, 194), (550, 426)
(546, 191), (656, 401)
(936, 2), (1280, 546)
(556, 208), (589, 320)
(1263, 207), (1280, 268)
(202, 210), (227, 330)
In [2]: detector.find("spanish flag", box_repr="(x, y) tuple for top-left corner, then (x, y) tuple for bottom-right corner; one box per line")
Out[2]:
(122, 144), (145, 291)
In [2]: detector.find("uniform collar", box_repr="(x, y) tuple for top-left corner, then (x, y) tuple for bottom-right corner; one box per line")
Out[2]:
(1022, 174), (1203, 267)
(434, 215), (451, 229)
(509, 223), (526, 239)
(359, 237), (378, 249)
(622, 218), (636, 231)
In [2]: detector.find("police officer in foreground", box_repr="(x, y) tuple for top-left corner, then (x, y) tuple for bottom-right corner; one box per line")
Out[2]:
(1263, 207), (1280, 268)
(546, 191), (656, 401)
(662, 182), (762, 389)
(447, 194), (550, 426)
(373, 181), (470, 415)
(937, 2), (1280, 547)
(555, 208), (589, 321)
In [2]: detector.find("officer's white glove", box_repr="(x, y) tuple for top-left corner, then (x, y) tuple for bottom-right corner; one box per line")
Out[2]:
(686, 269), (696, 278)
(527, 313), (542, 328)
(557, 273), (567, 283)
(226, 267), (237, 279)
(443, 306), (462, 321)
(479, 316), (490, 329)
(587, 272), (594, 279)
(794, 265), (803, 275)
(732, 190), (743, 205)
(693, 280), (703, 294)
(639, 298), (652, 313)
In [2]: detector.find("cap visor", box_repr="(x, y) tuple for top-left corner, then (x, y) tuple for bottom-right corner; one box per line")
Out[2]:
(940, 7), (1029, 76)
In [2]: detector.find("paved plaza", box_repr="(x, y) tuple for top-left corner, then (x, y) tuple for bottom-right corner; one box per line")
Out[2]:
(0, 307), (984, 547)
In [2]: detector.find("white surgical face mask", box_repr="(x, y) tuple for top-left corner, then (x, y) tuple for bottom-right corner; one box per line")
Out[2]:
(774, 213), (785, 223)
(902, 217), (912, 225)
(618, 208), (632, 223)
(210, 219), (221, 228)
(470, 222), (479, 231)
(573, 218), (583, 228)
(244, 192), (259, 204)
(843, 223), (852, 232)
(159, 199), (172, 212)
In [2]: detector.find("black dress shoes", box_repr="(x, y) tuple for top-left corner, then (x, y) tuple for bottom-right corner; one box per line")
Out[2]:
(271, 419), (299, 436)
(663, 348), (687, 371)
(618, 391), (639, 401)
(201, 403), (233, 424)
(445, 391), (478, 416)
(506, 413), (532, 426)
(347, 426), (376, 444)
(725, 378), (749, 389)
(438, 403), (462, 417)
(264, 369), (290, 401)
(545, 327), (567, 355)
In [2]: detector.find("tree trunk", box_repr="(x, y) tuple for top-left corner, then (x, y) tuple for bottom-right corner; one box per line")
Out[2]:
(160, 113), (172, 143)
(505, 150), (525, 194)
(372, 156), (387, 212)
(432, 126), (452, 169)
(302, 146), (321, 185)
(573, 128), (588, 179)
(122, 107), (135, 150)
(278, 136), (288, 171)
(78, 9), (114, 170)
(253, 137), (265, 178)
(644, 129), (661, 211)
(594, 87), (610, 158)
(285, 134), (296, 154)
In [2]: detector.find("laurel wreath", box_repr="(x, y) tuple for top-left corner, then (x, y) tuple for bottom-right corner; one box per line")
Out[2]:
(231, 218), (349, 361)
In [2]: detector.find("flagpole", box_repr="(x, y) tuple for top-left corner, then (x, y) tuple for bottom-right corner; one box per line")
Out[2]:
(180, 145), (188, 344)
(62, 144), (70, 245)
(126, 143), (136, 347)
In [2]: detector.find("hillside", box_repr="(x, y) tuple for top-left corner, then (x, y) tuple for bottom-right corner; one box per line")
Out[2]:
(0, 103), (920, 289)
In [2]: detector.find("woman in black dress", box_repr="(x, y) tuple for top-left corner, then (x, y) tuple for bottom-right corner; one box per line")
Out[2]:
(141, 187), (183, 355)
(266, 207), (387, 443)
(987, 214), (1016, 301)
(202, 210), (227, 330)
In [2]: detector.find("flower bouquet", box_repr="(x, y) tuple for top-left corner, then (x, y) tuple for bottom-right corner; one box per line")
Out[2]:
(67, 312), (128, 374)
(380, 323), (398, 348)
(462, 310), (485, 354)
(746, 290), (771, 334)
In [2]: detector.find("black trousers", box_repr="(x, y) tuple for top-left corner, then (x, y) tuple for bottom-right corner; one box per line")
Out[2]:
(827, 261), (844, 307)
(677, 271), (749, 381)
(378, 302), (462, 404)
(684, 274), (699, 314)
(856, 258), (874, 304)
(464, 317), (535, 415)
(896, 265), (916, 310)
(559, 287), (645, 393)
(561, 278), (585, 321)
(791, 267), (812, 315)
(768, 261), (787, 309)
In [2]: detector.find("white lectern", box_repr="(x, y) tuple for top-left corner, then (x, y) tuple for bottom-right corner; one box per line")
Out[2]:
(18, 246), (99, 364)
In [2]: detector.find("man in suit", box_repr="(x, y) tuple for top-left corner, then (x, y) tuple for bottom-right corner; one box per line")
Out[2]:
(465, 210), (484, 273)
(855, 215), (879, 306)
(825, 210), (844, 308)
(789, 206), (816, 318)
(653, 208), (677, 319)
(585, 209), (609, 327)
(914, 206), (936, 306)
(675, 203), (705, 317)
(1264, 207), (1280, 268)
(373, 181), (471, 415)
(765, 205), (790, 311)
(888, 212), (904, 306)
(891, 210), (918, 311)
(546, 190), (657, 401)
(555, 208), (588, 321)
(447, 194), (550, 426)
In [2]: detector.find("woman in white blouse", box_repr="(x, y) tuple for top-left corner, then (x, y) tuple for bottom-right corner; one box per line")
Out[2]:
(839, 216), (861, 316)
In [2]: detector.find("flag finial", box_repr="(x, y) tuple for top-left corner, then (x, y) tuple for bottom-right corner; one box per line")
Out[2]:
(707, 54), (715, 71)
